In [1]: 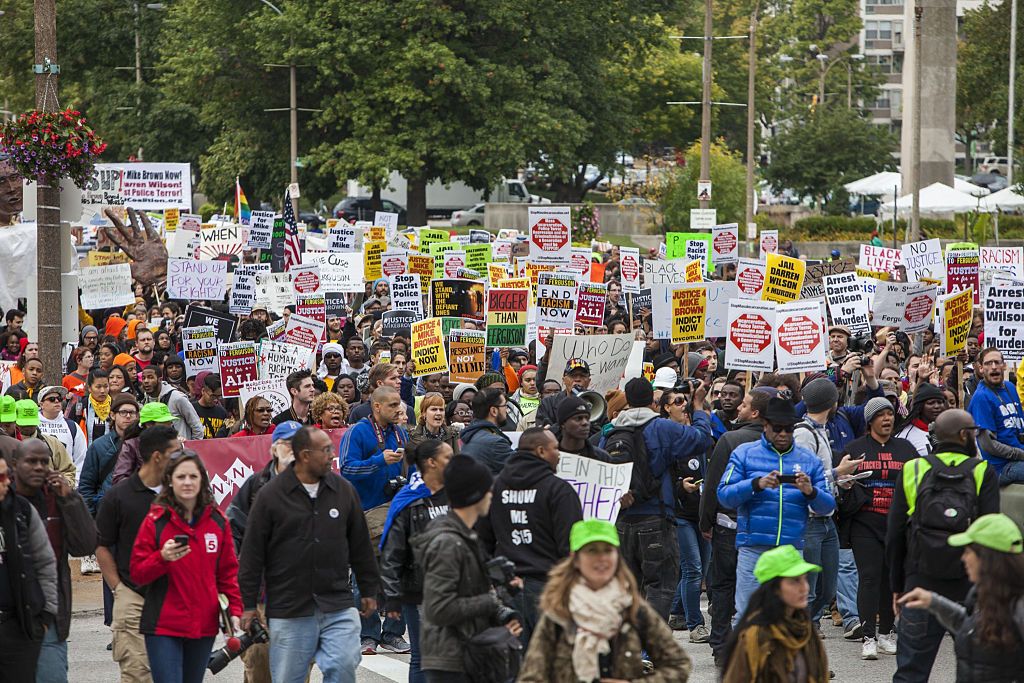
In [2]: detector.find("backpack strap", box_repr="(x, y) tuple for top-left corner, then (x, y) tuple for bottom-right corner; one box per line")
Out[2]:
(795, 421), (822, 454)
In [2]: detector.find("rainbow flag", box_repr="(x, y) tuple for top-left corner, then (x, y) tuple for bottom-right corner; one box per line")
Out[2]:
(235, 177), (252, 225)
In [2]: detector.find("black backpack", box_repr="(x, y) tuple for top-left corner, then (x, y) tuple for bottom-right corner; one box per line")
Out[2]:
(908, 454), (980, 581)
(604, 418), (662, 506)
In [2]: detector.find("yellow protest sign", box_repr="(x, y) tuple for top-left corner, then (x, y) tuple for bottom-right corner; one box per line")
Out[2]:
(643, 362), (655, 383)
(497, 277), (529, 290)
(363, 240), (386, 281)
(488, 263), (510, 286)
(407, 253), (434, 281)
(525, 262), (557, 301)
(941, 288), (973, 357)
(87, 250), (129, 266)
(672, 285), (707, 344)
(685, 260), (703, 283)
(411, 318), (449, 377)
(367, 226), (387, 242)
(855, 267), (889, 281)
(164, 208), (179, 232)
(762, 253), (806, 303)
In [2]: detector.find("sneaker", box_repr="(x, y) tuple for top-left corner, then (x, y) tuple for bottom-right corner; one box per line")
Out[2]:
(877, 631), (897, 655)
(861, 637), (878, 660)
(844, 622), (864, 640)
(689, 625), (710, 643)
(667, 614), (687, 631)
(80, 555), (99, 575)
(379, 633), (411, 654)
(360, 638), (378, 655)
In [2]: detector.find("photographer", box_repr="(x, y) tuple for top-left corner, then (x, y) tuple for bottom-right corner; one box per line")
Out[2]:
(413, 454), (523, 683)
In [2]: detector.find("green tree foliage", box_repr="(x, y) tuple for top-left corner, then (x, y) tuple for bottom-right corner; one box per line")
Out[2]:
(660, 141), (748, 229)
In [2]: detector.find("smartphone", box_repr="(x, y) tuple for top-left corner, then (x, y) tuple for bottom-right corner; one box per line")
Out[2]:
(173, 534), (189, 547)
(778, 474), (799, 485)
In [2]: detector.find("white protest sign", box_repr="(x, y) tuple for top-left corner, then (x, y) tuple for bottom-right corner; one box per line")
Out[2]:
(328, 224), (358, 253)
(759, 230), (778, 259)
(83, 163), (191, 210)
(537, 273), (579, 329)
(686, 239), (709, 275)
(735, 258), (766, 299)
(528, 206), (572, 264)
(247, 211), (274, 250)
(381, 251), (409, 279)
(303, 252), (365, 292)
(229, 264), (269, 314)
(871, 281), (908, 327)
(901, 238), (944, 283)
(547, 333), (635, 395)
(181, 326), (219, 376)
(239, 377), (290, 416)
(642, 258), (688, 285)
(258, 340), (313, 379)
(556, 453), (633, 522)
(712, 223), (739, 266)
(775, 300), (827, 374)
(569, 246), (593, 280)
(79, 263), (135, 310)
(980, 246), (1024, 278)
(374, 211), (399, 238)
(289, 264), (323, 297)
(901, 282), (938, 333)
(255, 272), (293, 312)
(725, 299), (776, 371)
(650, 284), (671, 340)
(199, 222), (244, 261)
(442, 250), (467, 279)
(389, 274), (423, 317)
(284, 312), (326, 349)
(620, 247), (641, 294)
(984, 283), (1024, 361)
(169, 215), (201, 258)
(706, 281), (738, 338)
(824, 272), (871, 337)
(859, 244), (903, 276)
(166, 258), (228, 301)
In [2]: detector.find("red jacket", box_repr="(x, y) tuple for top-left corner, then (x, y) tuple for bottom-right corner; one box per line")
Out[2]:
(130, 503), (242, 638)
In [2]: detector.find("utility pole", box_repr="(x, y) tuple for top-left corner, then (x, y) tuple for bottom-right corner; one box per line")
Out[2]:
(290, 60), (298, 216)
(910, 3), (923, 240)
(34, 0), (63, 386)
(134, 1), (143, 159)
(1009, 0), (1018, 185)
(745, 7), (758, 228)
(699, 0), (713, 210)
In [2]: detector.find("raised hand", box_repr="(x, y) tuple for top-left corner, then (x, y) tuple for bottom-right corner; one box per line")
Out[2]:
(103, 207), (169, 286)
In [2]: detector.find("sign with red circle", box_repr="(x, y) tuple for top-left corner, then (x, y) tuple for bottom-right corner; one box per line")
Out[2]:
(737, 264), (764, 296)
(714, 230), (737, 256)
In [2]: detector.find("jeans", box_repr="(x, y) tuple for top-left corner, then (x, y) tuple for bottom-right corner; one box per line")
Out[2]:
(403, 604), (425, 683)
(616, 515), (680, 620)
(353, 578), (405, 643)
(893, 605), (947, 683)
(143, 635), (215, 683)
(732, 545), (770, 627)
(836, 549), (860, 629)
(802, 517), (839, 623)
(512, 576), (547, 647)
(851, 532), (893, 638)
(270, 607), (361, 683)
(0, 617), (42, 683)
(999, 460), (1024, 485)
(36, 623), (68, 683)
(670, 518), (709, 629)
(707, 526), (737, 659)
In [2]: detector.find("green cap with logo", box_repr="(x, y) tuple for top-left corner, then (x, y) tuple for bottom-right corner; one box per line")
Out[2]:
(0, 395), (16, 423)
(754, 545), (822, 584)
(948, 513), (1023, 554)
(569, 519), (620, 553)
(14, 399), (40, 427)
(139, 402), (178, 425)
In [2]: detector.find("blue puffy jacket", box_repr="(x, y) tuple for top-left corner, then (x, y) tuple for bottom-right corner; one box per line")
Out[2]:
(717, 435), (835, 549)
(78, 431), (122, 515)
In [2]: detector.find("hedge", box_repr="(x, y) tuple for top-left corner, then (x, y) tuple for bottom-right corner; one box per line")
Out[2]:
(788, 214), (1024, 241)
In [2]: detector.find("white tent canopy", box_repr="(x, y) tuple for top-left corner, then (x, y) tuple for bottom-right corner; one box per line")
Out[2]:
(980, 186), (1024, 211)
(845, 172), (989, 197)
(884, 182), (992, 215)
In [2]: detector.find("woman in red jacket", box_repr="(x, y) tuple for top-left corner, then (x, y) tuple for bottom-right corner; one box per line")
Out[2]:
(130, 451), (242, 683)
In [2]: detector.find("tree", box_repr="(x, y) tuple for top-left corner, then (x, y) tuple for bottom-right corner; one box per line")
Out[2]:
(659, 140), (748, 229)
(764, 106), (896, 206)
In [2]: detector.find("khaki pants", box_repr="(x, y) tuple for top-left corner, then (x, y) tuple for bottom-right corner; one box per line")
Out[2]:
(111, 583), (152, 683)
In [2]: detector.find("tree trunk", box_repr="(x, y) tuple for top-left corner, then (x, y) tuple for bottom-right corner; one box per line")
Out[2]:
(407, 176), (428, 226)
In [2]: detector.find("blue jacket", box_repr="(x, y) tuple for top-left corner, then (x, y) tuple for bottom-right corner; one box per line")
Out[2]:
(339, 417), (409, 511)
(459, 420), (514, 475)
(717, 435), (836, 549)
(969, 382), (1024, 476)
(796, 383), (882, 454)
(78, 431), (122, 515)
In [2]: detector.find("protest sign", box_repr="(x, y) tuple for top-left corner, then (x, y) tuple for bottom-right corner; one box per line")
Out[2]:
(705, 281), (737, 338)
(218, 341), (258, 398)
(363, 240), (386, 281)
(247, 211), (274, 250)
(255, 272), (293, 311)
(824, 272), (871, 337)
(79, 263), (134, 310)
(685, 260), (703, 283)
(448, 329), (487, 384)
(84, 163), (191, 211)
(411, 318), (448, 377)
(643, 258), (688, 285)
(167, 258), (228, 301)
(86, 250), (129, 267)
(712, 223), (739, 266)
(759, 230), (778, 259)
(946, 243), (980, 304)
(374, 211), (399, 237)
(284, 312), (325, 350)
(762, 253), (805, 303)
(290, 264), (322, 296)
(303, 252), (364, 293)
(229, 264), (269, 315)
(182, 326), (219, 376)
(528, 206), (572, 264)
(328, 224), (357, 252)
(430, 279), (486, 319)
(537, 273), (579, 328)
(556, 454), (632, 522)
(859, 245), (903, 276)
(164, 207), (180, 232)
(689, 209), (716, 231)
(871, 281), (909, 327)
(620, 247), (641, 294)
(295, 293), (326, 333)
(492, 239), (513, 262)
(569, 246), (593, 280)
(199, 223), (244, 262)
(900, 282), (937, 333)
(407, 253), (434, 281)
(389, 274), (423, 316)
(901, 238), (944, 283)
(469, 229), (491, 244)
(800, 259), (856, 300)
(428, 241), (461, 277)
(266, 318), (286, 341)
(984, 283), (1024, 361)
(547, 334), (635, 395)
(775, 301), (827, 374)
(442, 250), (467, 278)
(650, 285), (672, 340)
(418, 229), (450, 252)
(379, 251), (408, 279)
(735, 258), (766, 299)
(940, 288), (973, 357)
(498, 277), (530, 290)
(183, 305), (237, 343)
(672, 285), (707, 344)
(258, 340), (313, 379)
(725, 300), (776, 372)
(980, 246), (1024, 278)
(486, 289), (528, 347)
(465, 243), (491, 274)
(382, 310), (416, 339)
(576, 283), (607, 328)
(488, 263), (509, 287)
(239, 378), (290, 417)
(325, 293), (347, 320)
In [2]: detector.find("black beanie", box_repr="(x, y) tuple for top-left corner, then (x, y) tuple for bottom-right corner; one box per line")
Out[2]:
(557, 395), (590, 425)
(625, 377), (654, 408)
(912, 382), (944, 409)
(444, 455), (494, 508)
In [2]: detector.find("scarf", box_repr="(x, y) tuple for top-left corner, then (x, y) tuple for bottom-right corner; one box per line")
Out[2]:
(567, 578), (633, 683)
(378, 471), (432, 549)
(90, 394), (111, 422)
(734, 610), (828, 683)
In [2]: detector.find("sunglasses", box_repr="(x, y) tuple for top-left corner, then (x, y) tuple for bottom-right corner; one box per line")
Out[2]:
(768, 423), (797, 433)
(668, 396), (686, 406)
(0, 471), (9, 483)
(324, 353), (341, 359)
(42, 396), (61, 403)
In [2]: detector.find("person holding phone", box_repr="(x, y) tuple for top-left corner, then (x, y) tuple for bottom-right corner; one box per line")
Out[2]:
(130, 451), (242, 683)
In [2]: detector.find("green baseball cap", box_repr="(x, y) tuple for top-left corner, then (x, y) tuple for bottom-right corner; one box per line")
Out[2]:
(14, 399), (40, 427)
(948, 513), (1023, 554)
(0, 395), (16, 423)
(139, 402), (178, 425)
(569, 519), (620, 553)
(754, 545), (821, 584)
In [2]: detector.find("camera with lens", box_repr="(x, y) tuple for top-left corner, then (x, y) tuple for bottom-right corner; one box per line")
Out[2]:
(675, 378), (703, 394)
(847, 334), (875, 355)
(207, 620), (270, 675)
(486, 555), (521, 596)
(384, 475), (408, 499)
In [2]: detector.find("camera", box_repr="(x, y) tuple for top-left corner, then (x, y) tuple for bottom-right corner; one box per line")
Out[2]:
(207, 620), (270, 675)
(675, 378), (702, 394)
(384, 475), (408, 499)
(486, 556), (521, 596)
(847, 334), (875, 355)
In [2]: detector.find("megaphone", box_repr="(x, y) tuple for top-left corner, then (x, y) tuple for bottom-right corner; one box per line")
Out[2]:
(578, 391), (607, 423)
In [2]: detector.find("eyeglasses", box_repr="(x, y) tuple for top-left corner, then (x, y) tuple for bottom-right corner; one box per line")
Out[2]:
(115, 410), (139, 418)
(768, 423), (797, 433)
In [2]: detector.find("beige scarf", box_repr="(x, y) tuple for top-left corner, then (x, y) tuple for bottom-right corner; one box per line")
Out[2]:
(567, 578), (633, 682)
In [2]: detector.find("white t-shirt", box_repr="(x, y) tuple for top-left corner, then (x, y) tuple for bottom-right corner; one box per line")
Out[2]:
(302, 482), (319, 499)
(38, 412), (87, 481)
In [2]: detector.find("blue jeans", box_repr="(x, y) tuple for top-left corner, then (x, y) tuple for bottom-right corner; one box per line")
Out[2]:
(894, 605), (947, 682)
(143, 634), (215, 683)
(403, 604), (425, 683)
(999, 460), (1024, 485)
(670, 518), (709, 629)
(353, 577), (405, 643)
(36, 623), (68, 683)
(732, 545), (770, 627)
(836, 548), (860, 629)
(802, 517), (839, 623)
(270, 607), (361, 683)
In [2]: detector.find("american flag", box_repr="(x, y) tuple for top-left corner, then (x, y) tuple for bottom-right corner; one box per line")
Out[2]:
(283, 188), (301, 270)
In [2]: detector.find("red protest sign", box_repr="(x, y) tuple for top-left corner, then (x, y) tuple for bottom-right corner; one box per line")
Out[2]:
(218, 341), (258, 398)
(576, 283), (607, 327)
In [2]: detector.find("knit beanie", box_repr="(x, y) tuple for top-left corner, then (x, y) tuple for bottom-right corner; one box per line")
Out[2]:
(802, 378), (839, 413)
(685, 352), (704, 376)
(475, 372), (505, 391)
(624, 377), (654, 408)
(81, 325), (98, 342)
(911, 382), (944, 409)
(557, 395), (590, 425)
(864, 396), (894, 425)
(444, 455), (494, 508)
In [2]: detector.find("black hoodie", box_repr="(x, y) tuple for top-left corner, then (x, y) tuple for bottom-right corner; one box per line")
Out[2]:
(477, 450), (583, 579)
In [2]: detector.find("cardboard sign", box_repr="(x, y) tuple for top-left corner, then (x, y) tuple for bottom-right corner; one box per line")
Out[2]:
(374, 211), (399, 237)
(239, 378), (290, 416)
(576, 283), (607, 328)
(671, 284), (707, 344)
(303, 252), (365, 293)
(712, 223), (739, 266)
(166, 258), (228, 301)
(546, 334), (635, 395)
(79, 263), (135, 310)
(775, 301), (827, 374)
(946, 243), (980, 304)
(984, 283), (1024, 361)
(725, 299), (776, 372)
(389, 274), (423, 317)
(382, 310), (416, 340)
(411, 318), (449, 377)
(824, 272), (871, 337)
(801, 259), (857, 300)
(448, 329), (487, 384)
(940, 288), (973, 357)
(666, 233), (713, 274)
(164, 207), (180, 232)
(537, 273), (579, 328)
(762, 253), (805, 304)
(182, 326), (219, 376)
(556, 454), (633, 522)
(258, 340), (313, 379)
(858, 245), (903, 276)
(980, 246), (1024, 278)
(218, 341), (258, 398)
(290, 264), (323, 296)
(759, 230), (779, 259)
(430, 278), (486, 319)
(284, 312), (325, 350)
(528, 206), (572, 264)
(901, 282), (937, 334)
(486, 288), (528, 347)
(620, 247), (641, 294)
(183, 305), (237, 343)
(735, 258), (766, 299)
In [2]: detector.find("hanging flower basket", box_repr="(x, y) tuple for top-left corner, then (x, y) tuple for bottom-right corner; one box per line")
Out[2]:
(572, 201), (601, 245)
(0, 108), (107, 190)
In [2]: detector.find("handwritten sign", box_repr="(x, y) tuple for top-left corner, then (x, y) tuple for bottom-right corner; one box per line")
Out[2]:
(79, 263), (135, 310)
(167, 258), (228, 301)
(556, 453), (633, 522)
(239, 377), (289, 416)
(547, 334), (634, 395)
(258, 340), (313, 379)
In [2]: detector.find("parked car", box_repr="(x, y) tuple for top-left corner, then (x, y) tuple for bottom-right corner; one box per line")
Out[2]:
(451, 203), (486, 227)
(970, 172), (1009, 192)
(332, 197), (407, 224)
(977, 156), (1009, 175)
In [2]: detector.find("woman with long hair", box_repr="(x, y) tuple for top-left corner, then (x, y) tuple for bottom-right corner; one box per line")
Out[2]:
(519, 519), (691, 682)
(130, 451), (242, 683)
(410, 393), (460, 452)
(230, 396), (277, 438)
(107, 365), (141, 401)
(897, 514), (1024, 682)
(721, 545), (829, 682)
